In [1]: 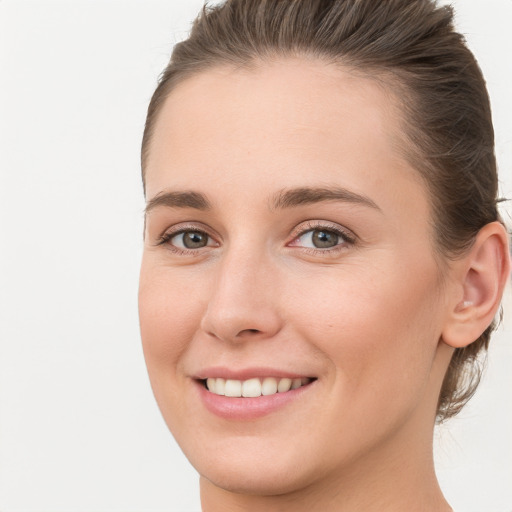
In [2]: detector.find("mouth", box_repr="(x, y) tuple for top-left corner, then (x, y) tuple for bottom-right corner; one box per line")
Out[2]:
(193, 368), (318, 420)
(202, 376), (314, 397)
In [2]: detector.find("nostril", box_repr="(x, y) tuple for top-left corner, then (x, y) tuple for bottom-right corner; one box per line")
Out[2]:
(236, 328), (261, 337)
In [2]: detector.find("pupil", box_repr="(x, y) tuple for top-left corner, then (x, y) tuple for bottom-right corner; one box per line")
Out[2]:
(312, 230), (338, 248)
(184, 231), (207, 248)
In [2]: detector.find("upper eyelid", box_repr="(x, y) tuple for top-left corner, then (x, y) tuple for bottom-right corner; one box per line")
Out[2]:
(291, 220), (356, 240)
(159, 222), (217, 239)
(153, 223), (217, 248)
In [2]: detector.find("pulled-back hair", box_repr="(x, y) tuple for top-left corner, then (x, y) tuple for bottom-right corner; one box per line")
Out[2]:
(141, 0), (503, 422)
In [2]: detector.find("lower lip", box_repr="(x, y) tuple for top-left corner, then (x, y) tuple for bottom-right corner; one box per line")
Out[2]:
(195, 380), (315, 420)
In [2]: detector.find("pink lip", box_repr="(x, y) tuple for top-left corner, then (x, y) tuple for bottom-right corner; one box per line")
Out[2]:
(194, 366), (312, 381)
(193, 378), (316, 421)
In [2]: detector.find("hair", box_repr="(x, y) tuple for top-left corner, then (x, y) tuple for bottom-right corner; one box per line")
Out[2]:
(141, 0), (504, 422)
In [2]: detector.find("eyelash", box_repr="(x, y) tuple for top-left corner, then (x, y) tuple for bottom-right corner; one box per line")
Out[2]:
(289, 221), (356, 256)
(156, 224), (217, 256)
(156, 221), (356, 257)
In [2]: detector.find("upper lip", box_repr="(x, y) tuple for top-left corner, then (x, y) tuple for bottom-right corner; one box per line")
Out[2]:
(194, 367), (315, 381)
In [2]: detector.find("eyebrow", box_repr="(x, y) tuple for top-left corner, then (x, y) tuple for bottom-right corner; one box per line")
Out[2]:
(269, 186), (381, 212)
(145, 190), (212, 215)
(144, 186), (381, 215)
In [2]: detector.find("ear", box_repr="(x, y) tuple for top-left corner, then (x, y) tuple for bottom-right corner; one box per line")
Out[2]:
(442, 221), (511, 348)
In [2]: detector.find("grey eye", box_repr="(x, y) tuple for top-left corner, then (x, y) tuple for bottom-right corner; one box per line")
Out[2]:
(298, 229), (340, 249)
(311, 230), (339, 248)
(172, 230), (211, 249)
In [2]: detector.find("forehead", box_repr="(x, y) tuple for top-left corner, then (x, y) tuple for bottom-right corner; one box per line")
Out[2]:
(145, 57), (428, 222)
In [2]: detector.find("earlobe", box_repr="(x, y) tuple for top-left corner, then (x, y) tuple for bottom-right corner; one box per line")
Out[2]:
(442, 221), (511, 349)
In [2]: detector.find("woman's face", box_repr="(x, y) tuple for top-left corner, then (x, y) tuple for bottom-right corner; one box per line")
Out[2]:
(139, 59), (453, 494)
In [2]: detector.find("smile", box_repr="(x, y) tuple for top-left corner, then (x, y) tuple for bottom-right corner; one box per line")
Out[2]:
(195, 372), (317, 420)
(204, 377), (313, 397)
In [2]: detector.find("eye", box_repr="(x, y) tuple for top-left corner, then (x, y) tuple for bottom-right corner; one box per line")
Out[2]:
(157, 227), (218, 253)
(289, 223), (356, 252)
(298, 229), (340, 249)
(172, 230), (211, 249)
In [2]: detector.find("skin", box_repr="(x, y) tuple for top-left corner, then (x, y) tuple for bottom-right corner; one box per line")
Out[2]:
(138, 58), (508, 511)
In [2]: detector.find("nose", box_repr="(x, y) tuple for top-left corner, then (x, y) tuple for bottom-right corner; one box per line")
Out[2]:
(200, 248), (283, 344)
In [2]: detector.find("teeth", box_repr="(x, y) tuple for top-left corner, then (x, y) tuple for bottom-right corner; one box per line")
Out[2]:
(224, 379), (242, 397)
(291, 378), (302, 390)
(277, 378), (292, 392)
(205, 377), (312, 397)
(242, 378), (261, 397)
(261, 377), (278, 395)
(216, 377), (225, 395)
(206, 378), (217, 394)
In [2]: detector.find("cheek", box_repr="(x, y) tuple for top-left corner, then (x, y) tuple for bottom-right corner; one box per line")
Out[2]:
(138, 264), (204, 383)
(291, 257), (443, 415)
(138, 263), (211, 440)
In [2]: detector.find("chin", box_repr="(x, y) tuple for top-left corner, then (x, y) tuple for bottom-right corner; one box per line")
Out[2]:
(198, 459), (317, 497)
(165, 423), (338, 500)
(156, 408), (315, 495)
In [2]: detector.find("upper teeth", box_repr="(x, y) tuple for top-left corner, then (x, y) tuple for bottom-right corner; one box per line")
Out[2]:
(205, 377), (311, 397)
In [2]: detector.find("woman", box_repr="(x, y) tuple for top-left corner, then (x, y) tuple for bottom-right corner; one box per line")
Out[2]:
(138, 1), (510, 510)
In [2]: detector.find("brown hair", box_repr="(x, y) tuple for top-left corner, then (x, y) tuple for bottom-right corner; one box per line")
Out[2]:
(141, 0), (503, 422)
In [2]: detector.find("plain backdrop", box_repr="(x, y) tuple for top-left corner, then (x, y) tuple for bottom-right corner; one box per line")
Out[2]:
(0, 1), (511, 511)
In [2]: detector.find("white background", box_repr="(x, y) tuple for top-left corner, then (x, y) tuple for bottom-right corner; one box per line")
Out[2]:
(0, 1), (510, 511)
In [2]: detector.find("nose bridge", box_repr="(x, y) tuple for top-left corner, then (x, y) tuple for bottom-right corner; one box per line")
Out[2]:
(200, 241), (281, 342)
